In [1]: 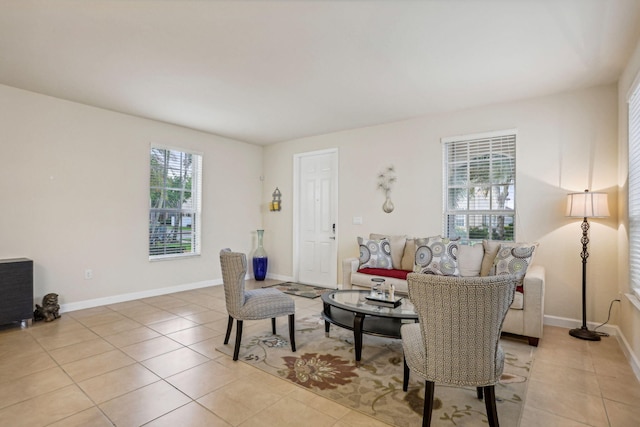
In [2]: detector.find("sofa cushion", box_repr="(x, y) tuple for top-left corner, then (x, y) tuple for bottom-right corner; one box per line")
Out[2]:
(413, 236), (460, 276)
(358, 237), (393, 269)
(401, 238), (416, 271)
(481, 240), (539, 276)
(458, 243), (484, 277)
(511, 291), (524, 310)
(370, 233), (407, 270)
(350, 270), (410, 294)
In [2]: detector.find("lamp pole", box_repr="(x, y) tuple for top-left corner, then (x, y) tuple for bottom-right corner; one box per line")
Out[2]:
(569, 217), (600, 341)
(566, 187), (611, 341)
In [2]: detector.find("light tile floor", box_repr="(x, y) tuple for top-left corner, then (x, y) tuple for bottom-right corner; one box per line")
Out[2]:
(1, 279), (639, 426)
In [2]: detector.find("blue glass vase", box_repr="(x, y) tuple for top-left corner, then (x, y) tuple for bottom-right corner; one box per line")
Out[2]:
(253, 229), (268, 281)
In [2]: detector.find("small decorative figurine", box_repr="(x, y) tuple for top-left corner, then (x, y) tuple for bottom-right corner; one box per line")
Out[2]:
(34, 293), (61, 322)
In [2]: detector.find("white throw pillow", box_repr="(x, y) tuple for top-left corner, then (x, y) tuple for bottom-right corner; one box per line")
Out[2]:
(458, 243), (484, 277)
(401, 238), (416, 271)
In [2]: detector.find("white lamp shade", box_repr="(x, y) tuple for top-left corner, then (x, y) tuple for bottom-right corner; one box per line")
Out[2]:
(566, 191), (610, 218)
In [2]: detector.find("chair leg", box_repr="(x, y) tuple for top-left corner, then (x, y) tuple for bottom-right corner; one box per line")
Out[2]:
(403, 356), (410, 392)
(423, 380), (435, 427)
(271, 317), (276, 334)
(483, 385), (499, 427)
(477, 387), (484, 400)
(232, 320), (243, 361)
(288, 314), (296, 352)
(224, 315), (233, 344)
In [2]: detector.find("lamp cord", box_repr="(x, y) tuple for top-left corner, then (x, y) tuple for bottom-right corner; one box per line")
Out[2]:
(592, 299), (621, 336)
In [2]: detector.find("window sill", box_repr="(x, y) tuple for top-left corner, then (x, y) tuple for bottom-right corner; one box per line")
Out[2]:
(626, 293), (640, 312)
(149, 253), (201, 262)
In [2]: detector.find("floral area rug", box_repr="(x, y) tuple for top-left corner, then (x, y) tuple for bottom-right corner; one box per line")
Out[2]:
(261, 282), (335, 299)
(216, 315), (532, 426)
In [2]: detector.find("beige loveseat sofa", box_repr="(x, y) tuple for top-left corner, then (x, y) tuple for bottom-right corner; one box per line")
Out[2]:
(342, 234), (545, 346)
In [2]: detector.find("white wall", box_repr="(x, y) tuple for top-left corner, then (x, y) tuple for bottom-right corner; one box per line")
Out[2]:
(263, 84), (619, 325)
(0, 79), (626, 347)
(0, 84), (264, 308)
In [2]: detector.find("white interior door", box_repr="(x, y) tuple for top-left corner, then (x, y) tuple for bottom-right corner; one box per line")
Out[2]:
(295, 149), (338, 286)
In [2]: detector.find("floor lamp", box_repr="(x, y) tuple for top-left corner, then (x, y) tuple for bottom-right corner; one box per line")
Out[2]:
(566, 189), (610, 341)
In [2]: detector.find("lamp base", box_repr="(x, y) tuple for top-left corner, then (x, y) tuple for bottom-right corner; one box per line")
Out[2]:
(569, 326), (601, 341)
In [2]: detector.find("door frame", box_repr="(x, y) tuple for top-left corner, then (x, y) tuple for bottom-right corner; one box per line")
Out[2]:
(292, 148), (339, 285)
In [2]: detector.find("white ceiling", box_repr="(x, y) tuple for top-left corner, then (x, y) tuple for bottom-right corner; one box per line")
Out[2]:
(2, 1), (640, 145)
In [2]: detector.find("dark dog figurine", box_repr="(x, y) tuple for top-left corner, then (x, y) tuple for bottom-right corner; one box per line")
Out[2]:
(34, 293), (61, 322)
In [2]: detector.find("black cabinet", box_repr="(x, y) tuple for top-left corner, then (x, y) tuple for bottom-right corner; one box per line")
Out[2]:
(0, 258), (33, 325)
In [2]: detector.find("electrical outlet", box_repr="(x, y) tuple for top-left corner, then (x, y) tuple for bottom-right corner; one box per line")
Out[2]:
(85, 269), (93, 280)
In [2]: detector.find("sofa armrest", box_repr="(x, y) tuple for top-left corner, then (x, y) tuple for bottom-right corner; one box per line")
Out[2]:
(522, 264), (545, 339)
(342, 258), (359, 290)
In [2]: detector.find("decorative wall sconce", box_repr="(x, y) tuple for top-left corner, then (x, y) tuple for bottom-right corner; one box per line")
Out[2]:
(270, 187), (282, 211)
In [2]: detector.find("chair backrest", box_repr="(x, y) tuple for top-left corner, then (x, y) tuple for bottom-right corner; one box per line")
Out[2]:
(219, 249), (247, 316)
(406, 273), (518, 387)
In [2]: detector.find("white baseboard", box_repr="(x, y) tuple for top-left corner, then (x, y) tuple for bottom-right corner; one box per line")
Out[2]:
(61, 273), (293, 313)
(543, 314), (618, 336)
(60, 279), (222, 313)
(615, 329), (640, 382)
(544, 314), (640, 382)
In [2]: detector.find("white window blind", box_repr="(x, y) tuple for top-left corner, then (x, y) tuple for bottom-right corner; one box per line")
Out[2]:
(628, 82), (640, 299)
(442, 131), (516, 241)
(149, 146), (202, 259)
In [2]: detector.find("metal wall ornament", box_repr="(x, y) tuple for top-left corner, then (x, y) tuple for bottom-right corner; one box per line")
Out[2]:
(378, 166), (396, 213)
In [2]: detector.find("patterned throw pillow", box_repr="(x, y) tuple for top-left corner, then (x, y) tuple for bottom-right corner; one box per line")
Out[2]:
(369, 233), (407, 270)
(358, 237), (393, 269)
(413, 236), (460, 276)
(493, 244), (536, 276)
(481, 240), (539, 276)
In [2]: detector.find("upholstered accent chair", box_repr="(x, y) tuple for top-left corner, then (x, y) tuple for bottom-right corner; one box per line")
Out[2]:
(219, 249), (296, 360)
(401, 273), (518, 427)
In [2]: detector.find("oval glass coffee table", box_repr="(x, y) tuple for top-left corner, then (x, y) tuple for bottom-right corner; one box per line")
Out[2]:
(321, 289), (418, 364)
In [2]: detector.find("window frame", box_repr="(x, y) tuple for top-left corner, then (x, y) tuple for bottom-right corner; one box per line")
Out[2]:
(628, 75), (640, 300)
(149, 144), (203, 260)
(442, 129), (517, 242)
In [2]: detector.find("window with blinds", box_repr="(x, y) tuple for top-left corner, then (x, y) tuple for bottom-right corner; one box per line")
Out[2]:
(442, 130), (516, 242)
(149, 146), (202, 259)
(628, 82), (640, 299)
